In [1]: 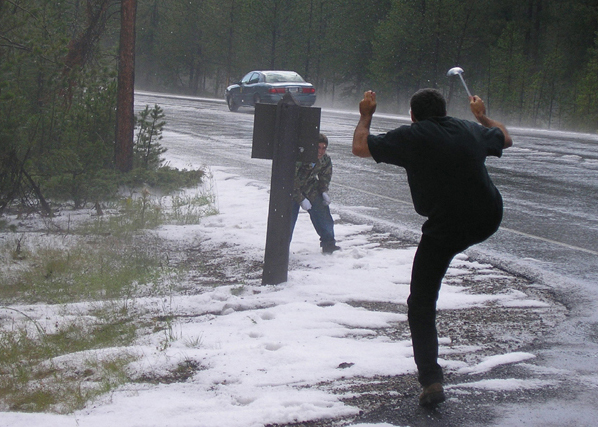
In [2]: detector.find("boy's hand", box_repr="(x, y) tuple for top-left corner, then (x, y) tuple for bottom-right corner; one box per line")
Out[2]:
(300, 199), (312, 211)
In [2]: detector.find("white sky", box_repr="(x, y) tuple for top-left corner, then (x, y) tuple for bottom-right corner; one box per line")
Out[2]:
(0, 133), (565, 427)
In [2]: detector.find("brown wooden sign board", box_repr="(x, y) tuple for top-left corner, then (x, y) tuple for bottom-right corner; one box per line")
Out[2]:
(252, 102), (320, 163)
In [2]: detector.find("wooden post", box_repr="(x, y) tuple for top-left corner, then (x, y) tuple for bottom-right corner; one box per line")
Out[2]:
(262, 96), (300, 284)
(252, 93), (320, 285)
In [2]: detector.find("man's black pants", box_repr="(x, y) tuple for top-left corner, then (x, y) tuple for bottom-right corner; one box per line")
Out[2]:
(407, 234), (463, 387)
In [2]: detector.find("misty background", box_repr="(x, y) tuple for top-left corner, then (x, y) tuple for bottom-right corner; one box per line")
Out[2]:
(2, 0), (598, 212)
(133, 0), (598, 130)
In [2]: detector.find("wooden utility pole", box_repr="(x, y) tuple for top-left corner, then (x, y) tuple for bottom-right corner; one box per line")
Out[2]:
(115, 0), (137, 172)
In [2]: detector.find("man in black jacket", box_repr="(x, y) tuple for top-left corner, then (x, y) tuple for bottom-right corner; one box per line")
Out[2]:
(352, 88), (513, 406)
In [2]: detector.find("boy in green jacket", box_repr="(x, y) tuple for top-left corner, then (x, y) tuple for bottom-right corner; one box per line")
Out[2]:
(290, 133), (340, 254)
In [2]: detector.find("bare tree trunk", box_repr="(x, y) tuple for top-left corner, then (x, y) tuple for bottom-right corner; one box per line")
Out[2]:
(61, 0), (111, 105)
(115, 0), (137, 173)
(269, 0), (279, 69)
(304, 0), (313, 79)
(225, 0), (236, 85)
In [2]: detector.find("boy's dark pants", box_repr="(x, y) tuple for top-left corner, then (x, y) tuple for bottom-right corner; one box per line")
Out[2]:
(290, 194), (336, 249)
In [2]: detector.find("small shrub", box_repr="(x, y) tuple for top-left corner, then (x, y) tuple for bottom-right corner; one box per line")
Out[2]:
(169, 192), (218, 224)
(134, 104), (167, 170)
(119, 166), (205, 195)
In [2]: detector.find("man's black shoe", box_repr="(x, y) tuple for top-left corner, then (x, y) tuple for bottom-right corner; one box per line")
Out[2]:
(419, 383), (445, 407)
(322, 245), (341, 254)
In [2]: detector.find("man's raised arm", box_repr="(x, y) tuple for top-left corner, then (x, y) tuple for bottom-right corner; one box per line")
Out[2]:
(352, 91), (377, 158)
(469, 95), (513, 149)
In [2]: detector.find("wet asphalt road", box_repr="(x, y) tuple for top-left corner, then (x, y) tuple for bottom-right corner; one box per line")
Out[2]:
(135, 91), (598, 293)
(135, 92), (598, 425)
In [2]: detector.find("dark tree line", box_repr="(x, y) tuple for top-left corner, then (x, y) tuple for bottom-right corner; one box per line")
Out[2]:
(1, 0), (123, 214)
(0, 0), (194, 215)
(2, 0), (598, 215)
(135, 0), (598, 131)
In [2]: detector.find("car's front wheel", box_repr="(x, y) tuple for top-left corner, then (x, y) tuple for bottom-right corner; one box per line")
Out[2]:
(227, 95), (239, 112)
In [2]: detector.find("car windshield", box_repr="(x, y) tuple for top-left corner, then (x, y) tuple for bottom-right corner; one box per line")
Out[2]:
(263, 72), (305, 83)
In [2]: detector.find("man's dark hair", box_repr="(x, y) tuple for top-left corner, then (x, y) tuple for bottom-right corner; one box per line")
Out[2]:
(318, 133), (328, 147)
(410, 88), (447, 121)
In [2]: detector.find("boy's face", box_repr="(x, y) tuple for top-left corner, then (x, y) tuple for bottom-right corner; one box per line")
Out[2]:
(318, 143), (327, 160)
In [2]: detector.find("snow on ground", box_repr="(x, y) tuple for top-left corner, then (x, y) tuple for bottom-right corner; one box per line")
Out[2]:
(1, 140), (554, 427)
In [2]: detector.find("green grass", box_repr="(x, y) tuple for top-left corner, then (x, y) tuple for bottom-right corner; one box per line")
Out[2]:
(170, 192), (218, 224)
(0, 186), (218, 413)
(0, 306), (139, 413)
(0, 238), (168, 304)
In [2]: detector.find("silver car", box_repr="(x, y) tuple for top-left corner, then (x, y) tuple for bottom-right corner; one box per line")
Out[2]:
(225, 70), (316, 111)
